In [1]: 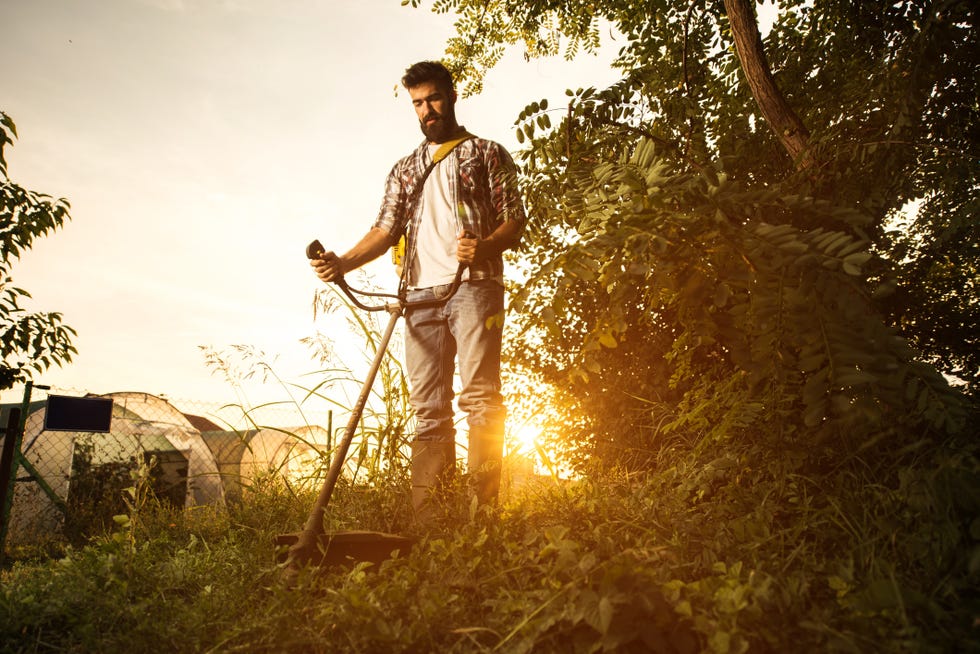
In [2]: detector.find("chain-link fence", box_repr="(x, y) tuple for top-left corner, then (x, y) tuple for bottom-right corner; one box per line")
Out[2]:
(0, 376), (546, 556)
(0, 385), (341, 552)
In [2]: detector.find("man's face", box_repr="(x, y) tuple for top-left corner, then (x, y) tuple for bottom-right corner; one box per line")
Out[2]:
(409, 81), (458, 143)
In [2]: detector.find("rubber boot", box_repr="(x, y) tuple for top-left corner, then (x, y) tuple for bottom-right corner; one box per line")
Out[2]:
(410, 440), (456, 524)
(467, 427), (504, 508)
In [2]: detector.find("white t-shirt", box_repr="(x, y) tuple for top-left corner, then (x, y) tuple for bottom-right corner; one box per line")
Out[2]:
(410, 143), (466, 288)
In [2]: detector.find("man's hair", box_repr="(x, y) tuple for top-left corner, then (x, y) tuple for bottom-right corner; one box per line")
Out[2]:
(401, 61), (455, 95)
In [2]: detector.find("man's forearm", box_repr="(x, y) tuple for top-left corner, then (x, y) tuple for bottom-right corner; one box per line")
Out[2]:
(481, 219), (522, 258)
(340, 227), (397, 273)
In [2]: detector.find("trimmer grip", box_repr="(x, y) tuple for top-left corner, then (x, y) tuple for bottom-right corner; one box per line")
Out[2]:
(306, 239), (325, 259)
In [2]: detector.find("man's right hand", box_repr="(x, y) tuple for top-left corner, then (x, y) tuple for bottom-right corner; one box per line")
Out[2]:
(306, 228), (394, 285)
(311, 252), (344, 283)
(307, 240), (344, 283)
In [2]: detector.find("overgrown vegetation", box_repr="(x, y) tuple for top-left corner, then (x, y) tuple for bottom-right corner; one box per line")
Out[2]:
(430, 0), (979, 467)
(2, 441), (978, 652)
(64, 443), (187, 544)
(4, 0), (979, 651)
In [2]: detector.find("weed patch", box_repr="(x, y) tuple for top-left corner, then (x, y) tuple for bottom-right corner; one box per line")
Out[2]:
(3, 450), (977, 653)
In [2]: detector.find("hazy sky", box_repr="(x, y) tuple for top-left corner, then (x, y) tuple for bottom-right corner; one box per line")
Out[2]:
(1, 0), (620, 409)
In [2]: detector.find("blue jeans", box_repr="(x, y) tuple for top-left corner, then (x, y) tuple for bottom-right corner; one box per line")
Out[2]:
(404, 279), (506, 444)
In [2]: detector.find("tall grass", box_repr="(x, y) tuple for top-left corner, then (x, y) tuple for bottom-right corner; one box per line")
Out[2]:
(196, 273), (418, 501)
(3, 446), (977, 653)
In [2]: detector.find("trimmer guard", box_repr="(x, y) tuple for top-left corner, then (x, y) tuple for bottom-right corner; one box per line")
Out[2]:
(277, 530), (416, 569)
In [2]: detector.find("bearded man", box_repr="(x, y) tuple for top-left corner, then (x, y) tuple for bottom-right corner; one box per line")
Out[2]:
(310, 60), (526, 520)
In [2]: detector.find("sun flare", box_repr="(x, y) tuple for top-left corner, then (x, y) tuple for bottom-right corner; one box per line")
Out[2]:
(509, 421), (541, 455)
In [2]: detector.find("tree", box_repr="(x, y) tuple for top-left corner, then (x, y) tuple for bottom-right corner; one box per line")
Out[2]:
(406, 6), (979, 649)
(403, 0), (976, 467)
(0, 112), (76, 390)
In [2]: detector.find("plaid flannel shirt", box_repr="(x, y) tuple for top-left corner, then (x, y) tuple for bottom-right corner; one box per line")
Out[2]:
(373, 134), (527, 285)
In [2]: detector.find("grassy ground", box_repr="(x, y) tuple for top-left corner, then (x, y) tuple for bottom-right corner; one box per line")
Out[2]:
(2, 451), (978, 653)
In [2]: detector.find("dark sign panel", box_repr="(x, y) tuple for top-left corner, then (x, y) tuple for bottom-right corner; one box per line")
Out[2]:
(43, 395), (113, 432)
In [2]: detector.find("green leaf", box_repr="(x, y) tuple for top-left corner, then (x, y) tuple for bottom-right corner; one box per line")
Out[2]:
(598, 596), (614, 634)
(598, 331), (618, 348)
(798, 353), (826, 373)
(709, 630), (731, 654)
(842, 251), (872, 267)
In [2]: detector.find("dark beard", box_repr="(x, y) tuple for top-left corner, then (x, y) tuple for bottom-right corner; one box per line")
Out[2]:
(419, 107), (458, 143)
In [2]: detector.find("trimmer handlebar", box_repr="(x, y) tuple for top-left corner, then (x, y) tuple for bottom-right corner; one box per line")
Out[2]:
(306, 238), (468, 312)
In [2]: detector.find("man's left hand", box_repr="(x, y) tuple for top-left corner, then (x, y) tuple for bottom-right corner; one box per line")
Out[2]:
(456, 231), (483, 264)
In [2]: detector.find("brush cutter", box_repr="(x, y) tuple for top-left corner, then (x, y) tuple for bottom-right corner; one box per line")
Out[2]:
(279, 238), (467, 577)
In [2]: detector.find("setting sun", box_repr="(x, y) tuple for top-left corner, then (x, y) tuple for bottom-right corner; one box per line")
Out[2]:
(508, 420), (541, 456)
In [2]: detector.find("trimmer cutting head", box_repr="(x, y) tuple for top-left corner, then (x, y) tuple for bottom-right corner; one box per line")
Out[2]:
(277, 530), (415, 570)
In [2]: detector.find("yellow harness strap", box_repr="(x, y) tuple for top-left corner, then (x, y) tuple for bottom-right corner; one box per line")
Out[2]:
(391, 132), (474, 269)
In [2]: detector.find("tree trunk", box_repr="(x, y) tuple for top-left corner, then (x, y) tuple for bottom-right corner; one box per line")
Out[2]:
(723, 0), (814, 170)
